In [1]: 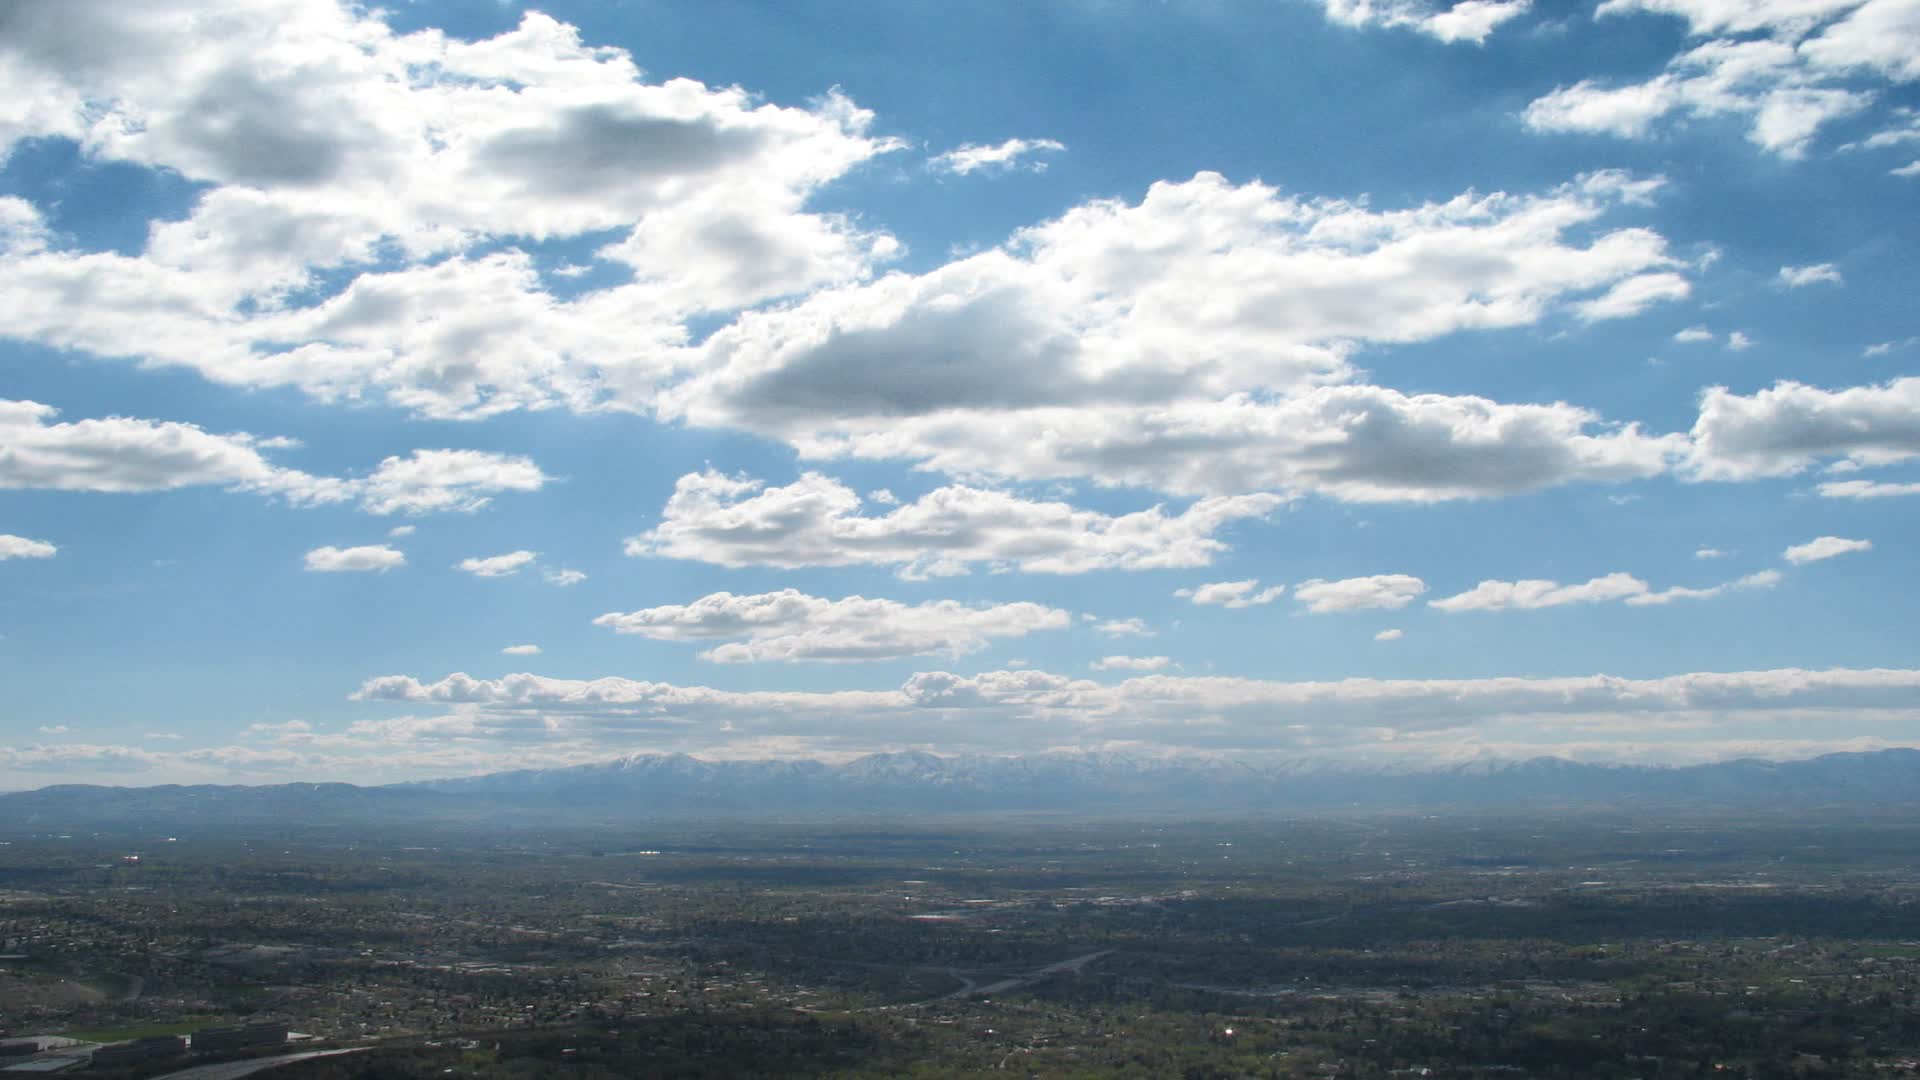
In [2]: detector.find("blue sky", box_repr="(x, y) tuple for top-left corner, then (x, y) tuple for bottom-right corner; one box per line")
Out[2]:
(1, 0), (1917, 787)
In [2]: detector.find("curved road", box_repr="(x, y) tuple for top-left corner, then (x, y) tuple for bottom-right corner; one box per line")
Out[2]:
(931, 949), (1112, 1002)
(149, 1047), (370, 1079)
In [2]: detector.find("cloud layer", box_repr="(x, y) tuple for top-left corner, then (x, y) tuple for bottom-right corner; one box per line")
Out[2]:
(345, 663), (1920, 759)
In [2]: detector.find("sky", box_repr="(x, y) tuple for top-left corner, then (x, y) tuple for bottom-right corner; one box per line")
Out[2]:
(1, 0), (1917, 788)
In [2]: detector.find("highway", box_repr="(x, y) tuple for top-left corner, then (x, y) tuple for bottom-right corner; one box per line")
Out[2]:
(148, 1047), (370, 1079)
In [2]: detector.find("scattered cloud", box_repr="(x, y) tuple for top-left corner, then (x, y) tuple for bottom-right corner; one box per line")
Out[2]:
(357, 450), (549, 515)
(1627, 569), (1782, 605)
(1845, 106), (1920, 151)
(0, 399), (345, 504)
(1818, 478), (1920, 498)
(1176, 579), (1288, 608)
(1090, 655), (1173, 672)
(1782, 535), (1873, 563)
(1316, 0), (1533, 43)
(304, 544), (405, 573)
(6, 63), (1690, 505)
(1863, 337), (1919, 357)
(243, 720), (313, 738)
(1593, 0), (1863, 37)
(0, 0), (1912, 784)
(630, 470), (1284, 578)
(0, 534), (57, 560)
(1778, 262), (1844, 287)
(593, 589), (1071, 663)
(662, 171), (1687, 502)
(928, 137), (1065, 175)
(0, 400), (545, 515)
(1431, 572), (1645, 611)
(456, 550), (539, 578)
(1294, 574), (1427, 612)
(0, 5), (906, 419)
(1574, 271), (1691, 321)
(1688, 377), (1920, 480)
(1431, 568), (1778, 610)
(1523, 2), (1907, 159)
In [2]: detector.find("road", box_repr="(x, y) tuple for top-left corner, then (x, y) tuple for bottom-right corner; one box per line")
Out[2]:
(148, 1047), (370, 1079)
(932, 949), (1112, 1002)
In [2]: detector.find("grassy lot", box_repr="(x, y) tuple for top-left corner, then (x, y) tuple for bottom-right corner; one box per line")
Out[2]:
(58, 1020), (206, 1043)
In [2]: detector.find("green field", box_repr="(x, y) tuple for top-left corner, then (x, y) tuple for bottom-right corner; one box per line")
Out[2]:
(59, 1020), (205, 1043)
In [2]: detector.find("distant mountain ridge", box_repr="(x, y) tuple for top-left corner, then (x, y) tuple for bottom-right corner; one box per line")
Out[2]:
(3, 748), (1918, 828)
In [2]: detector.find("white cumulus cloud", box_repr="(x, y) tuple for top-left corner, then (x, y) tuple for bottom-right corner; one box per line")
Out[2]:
(1778, 262), (1844, 287)
(1818, 479), (1920, 498)
(630, 470), (1284, 578)
(928, 137), (1066, 175)
(1432, 569), (1779, 610)
(1574, 271), (1692, 321)
(1783, 535), (1873, 563)
(1294, 574), (1428, 612)
(0, 399), (547, 515)
(457, 550), (539, 578)
(0, 398), (345, 503)
(661, 171), (1687, 502)
(0, 534), (57, 560)
(0, 3), (905, 419)
(592, 589), (1071, 663)
(1525, 33), (1876, 158)
(304, 544), (405, 573)
(358, 450), (549, 515)
(1689, 377), (1920, 479)
(1176, 579), (1288, 607)
(1317, 0), (1532, 43)
(1090, 655), (1174, 672)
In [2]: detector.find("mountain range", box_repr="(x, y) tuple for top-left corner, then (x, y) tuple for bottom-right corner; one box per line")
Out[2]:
(2, 748), (1917, 830)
